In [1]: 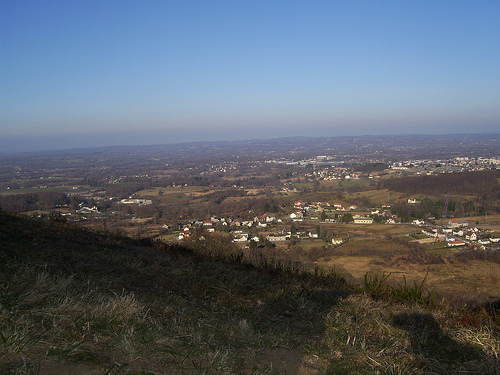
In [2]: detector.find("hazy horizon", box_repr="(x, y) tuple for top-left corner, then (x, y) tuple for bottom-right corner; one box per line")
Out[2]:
(1, 131), (500, 155)
(2, 1), (499, 153)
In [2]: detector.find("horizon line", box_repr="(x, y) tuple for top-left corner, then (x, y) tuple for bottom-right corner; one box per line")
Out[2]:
(1, 132), (500, 156)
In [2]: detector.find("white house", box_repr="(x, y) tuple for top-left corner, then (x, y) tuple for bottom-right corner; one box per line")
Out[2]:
(447, 240), (466, 247)
(267, 234), (287, 242)
(266, 215), (276, 223)
(353, 217), (373, 224)
(290, 211), (304, 221)
(289, 211), (303, 219)
(422, 229), (438, 237)
(76, 206), (99, 214)
(332, 238), (343, 245)
(448, 219), (469, 228)
(465, 231), (477, 241)
(120, 198), (152, 205)
(233, 236), (248, 243)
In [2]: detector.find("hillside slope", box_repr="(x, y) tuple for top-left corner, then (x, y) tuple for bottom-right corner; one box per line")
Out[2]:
(0, 212), (499, 374)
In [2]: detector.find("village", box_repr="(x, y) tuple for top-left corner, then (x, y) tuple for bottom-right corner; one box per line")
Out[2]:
(171, 196), (499, 253)
(1, 139), (499, 260)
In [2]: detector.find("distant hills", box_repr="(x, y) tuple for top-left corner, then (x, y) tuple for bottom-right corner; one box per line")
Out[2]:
(1, 133), (500, 160)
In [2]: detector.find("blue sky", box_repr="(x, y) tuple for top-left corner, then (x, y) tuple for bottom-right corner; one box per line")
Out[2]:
(1, 0), (499, 152)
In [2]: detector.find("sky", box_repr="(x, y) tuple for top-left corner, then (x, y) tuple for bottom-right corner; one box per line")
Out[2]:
(1, 0), (499, 152)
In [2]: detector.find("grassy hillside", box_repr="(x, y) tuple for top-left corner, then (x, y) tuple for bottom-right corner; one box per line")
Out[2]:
(1, 211), (499, 374)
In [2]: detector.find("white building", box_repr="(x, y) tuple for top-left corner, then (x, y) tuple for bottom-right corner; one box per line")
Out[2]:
(353, 217), (373, 224)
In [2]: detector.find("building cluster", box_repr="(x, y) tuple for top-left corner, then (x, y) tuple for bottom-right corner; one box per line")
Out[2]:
(176, 214), (282, 241)
(420, 219), (499, 249)
(175, 196), (399, 244)
(200, 161), (239, 176)
(288, 200), (331, 221)
(305, 168), (368, 181)
(391, 156), (500, 174)
(119, 198), (153, 205)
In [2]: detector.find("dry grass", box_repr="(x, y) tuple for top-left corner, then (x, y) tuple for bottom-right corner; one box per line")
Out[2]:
(0, 212), (348, 374)
(319, 255), (500, 307)
(323, 294), (500, 374)
(136, 186), (211, 198)
(332, 237), (410, 256)
(457, 214), (500, 224)
(347, 188), (395, 205)
(1, 212), (499, 374)
(319, 223), (417, 237)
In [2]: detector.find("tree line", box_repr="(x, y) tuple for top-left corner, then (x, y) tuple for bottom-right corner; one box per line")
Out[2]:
(0, 192), (69, 212)
(381, 170), (500, 197)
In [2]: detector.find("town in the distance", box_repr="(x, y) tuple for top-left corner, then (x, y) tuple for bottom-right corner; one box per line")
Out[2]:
(1, 133), (500, 301)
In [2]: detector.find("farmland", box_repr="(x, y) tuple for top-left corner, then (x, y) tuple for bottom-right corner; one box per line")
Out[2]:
(1, 135), (500, 373)
(1, 135), (500, 305)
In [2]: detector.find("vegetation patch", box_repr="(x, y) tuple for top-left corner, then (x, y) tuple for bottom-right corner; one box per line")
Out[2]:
(1, 211), (499, 374)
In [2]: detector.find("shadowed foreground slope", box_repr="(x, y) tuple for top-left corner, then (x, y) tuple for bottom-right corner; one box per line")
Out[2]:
(0, 212), (499, 374)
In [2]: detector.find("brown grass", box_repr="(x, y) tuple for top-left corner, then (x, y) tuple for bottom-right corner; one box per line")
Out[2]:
(1, 212), (499, 374)
(319, 255), (500, 307)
